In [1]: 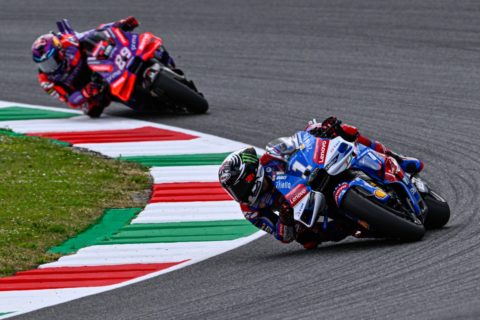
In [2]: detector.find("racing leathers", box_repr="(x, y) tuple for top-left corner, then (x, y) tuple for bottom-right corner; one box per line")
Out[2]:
(239, 161), (354, 248)
(36, 20), (130, 116)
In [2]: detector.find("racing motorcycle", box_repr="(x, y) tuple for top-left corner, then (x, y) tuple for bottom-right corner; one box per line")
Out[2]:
(269, 131), (450, 241)
(56, 19), (208, 116)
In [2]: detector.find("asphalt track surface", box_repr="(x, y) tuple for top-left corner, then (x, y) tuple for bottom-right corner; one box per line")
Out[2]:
(2, 0), (480, 319)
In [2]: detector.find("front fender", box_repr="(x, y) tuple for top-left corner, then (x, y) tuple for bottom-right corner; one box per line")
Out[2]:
(334, 177), (390, 207)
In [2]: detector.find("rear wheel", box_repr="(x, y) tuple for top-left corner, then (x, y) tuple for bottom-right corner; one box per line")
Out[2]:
(152, 70), (208, 114)
(341, 188), (425, 241)
(423, 191), (450, 229)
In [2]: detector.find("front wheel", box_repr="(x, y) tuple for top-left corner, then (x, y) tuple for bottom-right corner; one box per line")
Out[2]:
(152, 69), (209, 114)
(341, 188), (425, 241)
(423, 190), (450, 229)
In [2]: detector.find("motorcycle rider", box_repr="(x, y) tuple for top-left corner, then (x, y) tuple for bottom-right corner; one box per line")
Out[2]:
(32, 16), (175, 117)
(218, 116), (424, 249)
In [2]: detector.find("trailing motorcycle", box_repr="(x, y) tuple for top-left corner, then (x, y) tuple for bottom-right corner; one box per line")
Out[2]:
(270, 131), (450, 241)
(56, 19), (208, 116)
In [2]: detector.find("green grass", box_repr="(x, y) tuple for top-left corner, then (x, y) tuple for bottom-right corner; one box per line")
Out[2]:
(0, 133), (151, 276)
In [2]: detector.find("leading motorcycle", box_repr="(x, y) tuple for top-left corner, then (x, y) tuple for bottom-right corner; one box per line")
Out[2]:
(269, 131), (450, 241)
(57, 19), (208, 117)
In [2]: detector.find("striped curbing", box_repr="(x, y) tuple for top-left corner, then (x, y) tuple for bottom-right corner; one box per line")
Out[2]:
(150, 182), (232, 202)
(0, 100), (264, 318)
(27, 126), (199, 143)
(132, 201), (243, 223)
(122, 152), (232, 167)
(48, 208), (143, 255)
(150, 165), (220, 183)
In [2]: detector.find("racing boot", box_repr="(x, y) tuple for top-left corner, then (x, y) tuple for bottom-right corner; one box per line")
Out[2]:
(295, 220), (352, 249)
(386, 150), (424, 175)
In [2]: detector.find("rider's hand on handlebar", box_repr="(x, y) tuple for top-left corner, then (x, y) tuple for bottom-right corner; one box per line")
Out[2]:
(82, 81), (105, 98)
(275, 221), (295, 243)
(320, 116), (342, 137)
(117, 16), (139, 32)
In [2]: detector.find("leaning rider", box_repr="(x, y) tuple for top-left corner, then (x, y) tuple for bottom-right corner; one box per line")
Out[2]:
(31, 16), (175, 117)
(218, 116), (424, 249)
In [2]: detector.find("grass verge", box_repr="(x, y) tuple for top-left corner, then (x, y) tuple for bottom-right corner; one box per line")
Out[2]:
(0, 132), (151, 277)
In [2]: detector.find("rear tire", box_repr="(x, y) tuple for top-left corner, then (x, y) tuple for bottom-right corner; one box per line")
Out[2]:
(152, 70), (209, 114)
(341, 188), (425, 241)
(423, 191), (450, 229)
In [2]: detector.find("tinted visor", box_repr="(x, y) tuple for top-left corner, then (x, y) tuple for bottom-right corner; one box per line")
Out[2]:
(37, 49), (62, 73)
(225, 178), (253, 203)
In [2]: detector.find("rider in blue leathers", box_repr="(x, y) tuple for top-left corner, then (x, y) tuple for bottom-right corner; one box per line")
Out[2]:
(218, 117), (424, 249)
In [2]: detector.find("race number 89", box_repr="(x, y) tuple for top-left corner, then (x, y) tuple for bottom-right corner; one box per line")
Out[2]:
(115, 47), (132, 70)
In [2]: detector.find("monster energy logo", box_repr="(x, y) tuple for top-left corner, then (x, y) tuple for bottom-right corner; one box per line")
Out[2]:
(241, 153), (257, 164)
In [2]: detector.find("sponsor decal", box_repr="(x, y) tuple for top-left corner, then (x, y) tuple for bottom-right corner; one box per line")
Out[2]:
(314, 139), (329, 164)
(374, 189), (388, 199)
(243, 211), (258, 220)
(90, 64), (114, 73)
(286, 184), (308, 207)
(325, 154), (339, 171)
(303, 135), (314, 151)
(131, 34), (138, 51)
(410, 187), (417, 195)
(276, 181), (292, 190)
(112, 27), (128, 45)
(296, 201), (306, 213)
(138, 33), (151, 53)
(106, 69), (122, 82)
(104, 45), (113, 57)
(334, 182), (350, 206)
(240, 153), (257, 164)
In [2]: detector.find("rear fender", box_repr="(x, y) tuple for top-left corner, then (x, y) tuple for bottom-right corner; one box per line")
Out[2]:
(334, 177), (390, 207)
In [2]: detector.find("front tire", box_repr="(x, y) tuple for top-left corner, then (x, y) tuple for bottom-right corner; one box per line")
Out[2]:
(152, 70), (209, 114)
(423, 191), (450, 229)
(341, 188), (425, 241)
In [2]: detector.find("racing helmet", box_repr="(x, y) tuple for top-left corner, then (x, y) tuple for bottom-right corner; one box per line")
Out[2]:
(32, 34), (65, 74)
(218, 147), (265, 203)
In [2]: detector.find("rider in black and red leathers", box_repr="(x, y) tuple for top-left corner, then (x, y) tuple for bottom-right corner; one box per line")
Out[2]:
(32, 16), (175, 117)
(218, 117), (424, 249)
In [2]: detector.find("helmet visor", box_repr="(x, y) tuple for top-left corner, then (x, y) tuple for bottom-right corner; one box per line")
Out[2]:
(225, 178), (252, 203)
(225, 165), (265, 203)
(248, 165), (265, 203)
(37, 49), (62, 73)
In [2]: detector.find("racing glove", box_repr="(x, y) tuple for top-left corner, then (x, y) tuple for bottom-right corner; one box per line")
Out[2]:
(306, 116), (341, 138)
(116, 16), (139, 32)
(275, 221), (295, 243)
(82, 81), (106, 99)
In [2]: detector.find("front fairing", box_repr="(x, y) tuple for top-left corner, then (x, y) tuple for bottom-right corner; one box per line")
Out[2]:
(274, 132), (355, 214)
(85, 27), (162, 102)
(351, 144), (424, 215)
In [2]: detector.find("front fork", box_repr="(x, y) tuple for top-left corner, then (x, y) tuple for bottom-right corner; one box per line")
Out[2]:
(154, 46), (176, 68)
